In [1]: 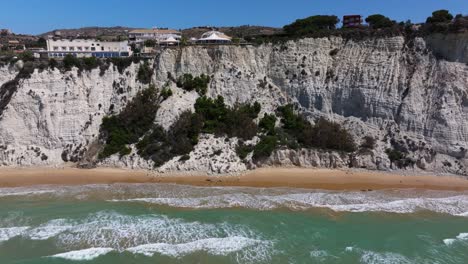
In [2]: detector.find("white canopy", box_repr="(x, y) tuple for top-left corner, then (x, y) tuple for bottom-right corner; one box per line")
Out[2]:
(160, 36), (179, 43)
(198, 31), (232, 42)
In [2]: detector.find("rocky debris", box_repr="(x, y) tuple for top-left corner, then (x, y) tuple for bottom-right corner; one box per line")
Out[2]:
(158, 134), (247, 174)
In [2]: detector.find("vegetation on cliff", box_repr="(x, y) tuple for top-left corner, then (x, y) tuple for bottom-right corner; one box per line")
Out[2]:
(176, 73), (211, 96)
(98, 86), (159, 159)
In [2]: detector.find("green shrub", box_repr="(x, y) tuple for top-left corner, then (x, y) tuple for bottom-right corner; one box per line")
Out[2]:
(253, 135), (278, 161)
(277, 104), (308, 136)
(259, 114), (277, 135)
(48, 59), (58, 69)
(19, 51), (35, 62)
(194, 96), (260, 140)
(365, 14), (396, 29)
(236, 141), (254, 160)
(109, 57), (135, 74)
(426, 10), (453, 24)
(82, 57), (100, 71)
(176, 73), (211, 95)
(360, 136), (376, 150)
(144, 39), (156, 47)
(137, 61), (153, 84)
(119, 146), (132, 156)
(63, 54), (81, 71)
(160, 87), (173, 100)
(277, 104), (356, 153)
(385, 148), (414, 168)
(284, 15), (339, 35)
(136, 111), (203, 166)
(99, 86), (159, 159)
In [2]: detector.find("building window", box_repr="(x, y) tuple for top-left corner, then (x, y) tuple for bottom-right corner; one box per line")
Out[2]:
(77, 47), (82, 51)
(62, 47), (67, 51)
(85, 47), (89, 51)
(91, 47), (96, 51)
(53, 47), (59, 51)
(69, 47), (75, 51)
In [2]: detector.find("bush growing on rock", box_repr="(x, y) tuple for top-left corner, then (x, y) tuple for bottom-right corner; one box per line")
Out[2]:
(160, 87), (173, 100)
(98, 86), (159, 159)
(176, 73), (211, 95)
(137, 61), (153, 84)
(194, 96), (260, 140)
(63, 54), (81, 71)
(136, 112), (203, 166)
(236, 141), (255, 160)
(259, 114), (277, 135)
(253, 135), (279, 161)
(276, 104), (356, 152)
(360, 136), (376, 150)
(385, 148), (414, 168)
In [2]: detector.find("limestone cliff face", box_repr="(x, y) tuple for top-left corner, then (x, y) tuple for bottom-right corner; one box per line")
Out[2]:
(1, 34), (467, 175)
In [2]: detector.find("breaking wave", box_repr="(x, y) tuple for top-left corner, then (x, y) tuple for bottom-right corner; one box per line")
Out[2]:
(49, 247), (114, 261)
(127, 236), (271, 259)
(3, 184), (468, 216)
(110, 190), (468, 216)
(443, 232), (468, 246)
(0, 211), (273, 262)
(0, 226), (29, 242)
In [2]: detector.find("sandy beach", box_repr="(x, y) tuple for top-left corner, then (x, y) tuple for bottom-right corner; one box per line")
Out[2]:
(0, 167), (468, 191)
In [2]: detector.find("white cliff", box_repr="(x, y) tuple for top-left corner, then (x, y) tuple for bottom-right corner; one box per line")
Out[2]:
(0, 34), (467, 176)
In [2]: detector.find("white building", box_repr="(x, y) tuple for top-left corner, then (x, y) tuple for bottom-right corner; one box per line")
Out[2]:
(128, 28), (181, 44)
(46, 39), (132, 58)
(196, 31), (232, 44)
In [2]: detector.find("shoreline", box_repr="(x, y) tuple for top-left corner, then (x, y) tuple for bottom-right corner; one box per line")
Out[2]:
(0, 167), (468, 191)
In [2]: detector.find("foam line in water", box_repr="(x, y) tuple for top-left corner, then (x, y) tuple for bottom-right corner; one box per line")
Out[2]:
(110, 191), (468, 216)
(126, 236), (269, 258)
(0, 190), (55, 198)
(0, 226), (30, 242)
(49, 247), (114, 261)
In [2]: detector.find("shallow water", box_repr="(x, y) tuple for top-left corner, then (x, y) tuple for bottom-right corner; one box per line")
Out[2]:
(0, 183), (467, 263)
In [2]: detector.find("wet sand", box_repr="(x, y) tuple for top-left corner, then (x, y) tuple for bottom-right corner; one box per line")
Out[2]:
(0, 167), (467, 191)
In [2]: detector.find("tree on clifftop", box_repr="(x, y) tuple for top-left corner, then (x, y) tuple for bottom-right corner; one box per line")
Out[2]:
(284, 15), (339, 35)
(426, 10), (453, 24)
(365, 14), (395, 29)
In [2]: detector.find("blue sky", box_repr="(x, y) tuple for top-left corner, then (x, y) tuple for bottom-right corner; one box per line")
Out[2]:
(1, 0), (467, 35)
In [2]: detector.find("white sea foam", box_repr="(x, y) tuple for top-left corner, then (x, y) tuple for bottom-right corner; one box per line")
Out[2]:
(456, 233), (468, 240)
(11, 210), (267, 259)
(0, 190), (55, 198)
(110, 191), (468, 216)
(49, 247), (114, 261)
(360, 250), (412, 264)
(443, 239), (456, 246)
(127, 236), (267, 257)
(27, 219), (73, 240)
(345, 246), (354, 252)
(443, 232), (468, 246)
(0, 226), (29, 242)
(309, 249), (338, 261)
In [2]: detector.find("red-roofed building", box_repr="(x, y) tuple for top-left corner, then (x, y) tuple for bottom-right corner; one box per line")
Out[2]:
(343, 15), (363, 28)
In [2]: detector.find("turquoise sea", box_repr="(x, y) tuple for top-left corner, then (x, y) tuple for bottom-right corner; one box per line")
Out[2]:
(0, 183), (468, 263)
